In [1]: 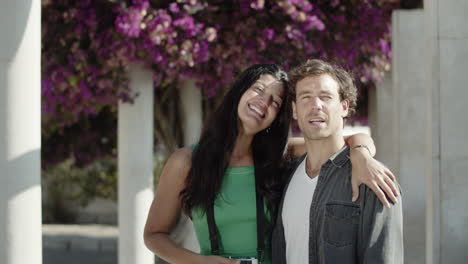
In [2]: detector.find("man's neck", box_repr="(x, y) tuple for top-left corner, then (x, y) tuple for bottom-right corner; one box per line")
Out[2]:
(305, 133), (346, 174)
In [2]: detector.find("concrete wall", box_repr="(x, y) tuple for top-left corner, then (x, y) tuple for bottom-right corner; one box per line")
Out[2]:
(392, 10), (427, 263)
(372, 70), (399, 173)
(425, 0), (468, 262)
(374, 2), (468, 263)
(372, 10), (428, 263)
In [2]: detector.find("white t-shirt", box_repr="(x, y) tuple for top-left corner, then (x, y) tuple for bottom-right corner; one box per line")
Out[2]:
(282, 157), (318, 264)
(282, 148), (346, 264)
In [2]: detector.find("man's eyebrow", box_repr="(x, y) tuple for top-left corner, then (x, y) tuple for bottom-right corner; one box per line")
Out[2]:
(297, 90), (311, 96)
(319, 90), (333, 95)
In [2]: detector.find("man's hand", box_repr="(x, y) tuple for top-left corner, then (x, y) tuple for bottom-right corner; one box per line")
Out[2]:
(350, 147), (399, 208)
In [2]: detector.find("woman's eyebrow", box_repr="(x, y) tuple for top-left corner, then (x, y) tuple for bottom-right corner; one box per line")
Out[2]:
(254, 81), (267, 87)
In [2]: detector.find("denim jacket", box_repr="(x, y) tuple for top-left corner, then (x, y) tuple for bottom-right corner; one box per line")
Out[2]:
(272, 148), (403, 264)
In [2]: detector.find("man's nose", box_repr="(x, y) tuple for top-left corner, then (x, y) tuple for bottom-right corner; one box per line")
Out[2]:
(310, 97), (322, 110)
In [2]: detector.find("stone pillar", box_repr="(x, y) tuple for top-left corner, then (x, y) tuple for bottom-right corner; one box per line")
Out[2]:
(0, 1), (42, 264)
(180, 79), (203, 146)
(118, 64), (154, 264)
(424, 0), (468, 263)
(391, 10), (427, 264)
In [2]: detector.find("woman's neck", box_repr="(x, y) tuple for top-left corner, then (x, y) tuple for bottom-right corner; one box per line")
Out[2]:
(229, 131), (254, 167)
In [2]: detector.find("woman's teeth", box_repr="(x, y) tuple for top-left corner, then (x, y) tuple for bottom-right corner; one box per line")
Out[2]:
(249, 104), (265, 118)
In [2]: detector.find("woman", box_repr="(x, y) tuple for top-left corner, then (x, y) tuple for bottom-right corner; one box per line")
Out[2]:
(144, 64), (398, 264)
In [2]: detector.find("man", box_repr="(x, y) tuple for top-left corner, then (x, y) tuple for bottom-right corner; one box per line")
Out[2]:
(272, 59), (403, 264)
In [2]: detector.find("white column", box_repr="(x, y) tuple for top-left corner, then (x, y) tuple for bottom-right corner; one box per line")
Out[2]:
(0, 1), (42, 264)
(180, 79), (203, 146)
(118, 64), (154, 264)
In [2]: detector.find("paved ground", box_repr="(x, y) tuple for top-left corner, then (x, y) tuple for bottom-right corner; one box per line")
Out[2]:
(44, 249), (117, 264)
(43, 224), (118, 264)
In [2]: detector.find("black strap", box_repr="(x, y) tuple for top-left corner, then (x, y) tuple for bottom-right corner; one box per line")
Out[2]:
(255, 169), (265, 262)
(207, 200), (220, 255)
(207, 171), (265, 262)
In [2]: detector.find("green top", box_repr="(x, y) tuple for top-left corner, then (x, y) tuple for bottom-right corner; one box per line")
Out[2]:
(191, 165), (271, 263)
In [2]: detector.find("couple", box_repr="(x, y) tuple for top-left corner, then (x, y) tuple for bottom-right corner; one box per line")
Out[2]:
(144, 59), (403, 264)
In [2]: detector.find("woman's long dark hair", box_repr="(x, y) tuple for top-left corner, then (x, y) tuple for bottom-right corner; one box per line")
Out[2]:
(180, 64), (291, 217)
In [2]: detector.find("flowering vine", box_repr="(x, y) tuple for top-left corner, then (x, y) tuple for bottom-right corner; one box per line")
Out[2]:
(42, 0), (397, 167)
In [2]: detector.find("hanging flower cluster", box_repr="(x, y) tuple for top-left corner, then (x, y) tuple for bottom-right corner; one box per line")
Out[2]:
(41, 0), (397, 167)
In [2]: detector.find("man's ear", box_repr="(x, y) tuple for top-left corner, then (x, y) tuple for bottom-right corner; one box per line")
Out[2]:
(292, 101), (298, 120)
(341, 99), (349, 118)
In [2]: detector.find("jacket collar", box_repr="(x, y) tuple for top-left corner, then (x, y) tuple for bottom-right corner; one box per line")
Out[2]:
(297, 146), (350, 170)
(322, 146), (350, 169)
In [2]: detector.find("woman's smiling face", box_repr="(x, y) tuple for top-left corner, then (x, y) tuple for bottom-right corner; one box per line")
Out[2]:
(237, 74), (285, 135)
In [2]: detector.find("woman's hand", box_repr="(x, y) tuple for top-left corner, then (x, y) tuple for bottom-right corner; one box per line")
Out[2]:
(202, 256), (240, 264)
(350, 147), (400, 208)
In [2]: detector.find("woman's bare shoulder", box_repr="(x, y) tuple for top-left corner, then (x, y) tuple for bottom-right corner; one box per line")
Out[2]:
(160, 147), (193, 182)
(168, 147), (193, 164)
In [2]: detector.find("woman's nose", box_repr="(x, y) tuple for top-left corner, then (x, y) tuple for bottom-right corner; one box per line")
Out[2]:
(258, 92), (273, 105)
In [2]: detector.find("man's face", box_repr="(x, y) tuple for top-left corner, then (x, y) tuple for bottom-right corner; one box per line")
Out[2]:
(292, 74), (349, 140)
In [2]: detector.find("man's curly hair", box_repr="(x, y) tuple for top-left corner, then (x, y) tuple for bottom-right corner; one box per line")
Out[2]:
(288, 59), (358, 118)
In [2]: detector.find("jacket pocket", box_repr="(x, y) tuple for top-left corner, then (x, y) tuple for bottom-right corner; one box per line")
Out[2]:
(323, 201), (360, 248)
